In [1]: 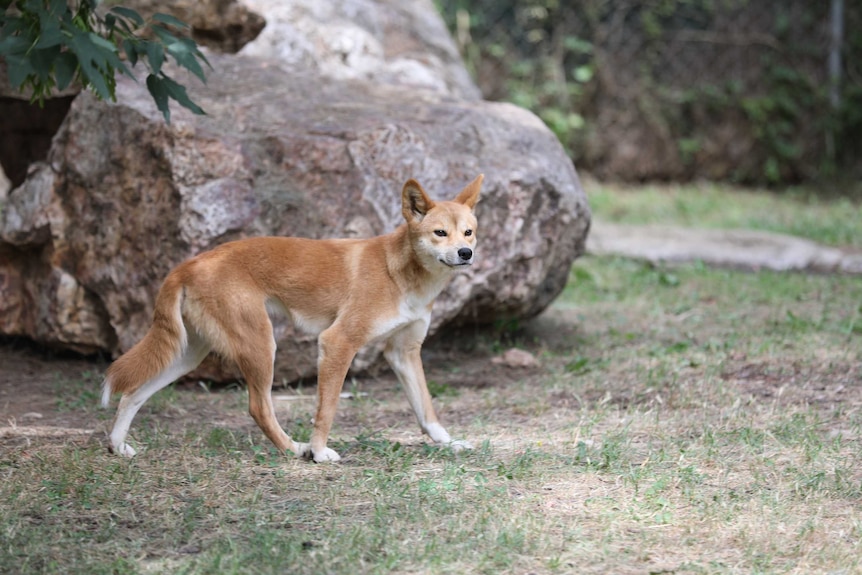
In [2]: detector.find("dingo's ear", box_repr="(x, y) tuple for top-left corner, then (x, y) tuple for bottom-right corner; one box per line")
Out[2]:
(454, 174), (483, 210)
(402, 179), (435, 223)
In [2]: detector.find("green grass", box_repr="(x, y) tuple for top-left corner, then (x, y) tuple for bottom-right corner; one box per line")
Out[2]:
(2, 185), (862, 574)
(586, 179), (862, 247)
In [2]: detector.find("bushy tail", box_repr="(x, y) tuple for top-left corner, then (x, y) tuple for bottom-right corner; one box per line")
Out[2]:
(101, 275), (187, 407)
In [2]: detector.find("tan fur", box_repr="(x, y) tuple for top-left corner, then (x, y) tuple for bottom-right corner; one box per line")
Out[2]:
(102, 175), (483, 462)
(105, 274), (186, 396)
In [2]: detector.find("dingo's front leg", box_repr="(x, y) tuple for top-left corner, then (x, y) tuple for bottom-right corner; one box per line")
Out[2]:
(307, 325), (360, 462)
(384, 325), (472, 451)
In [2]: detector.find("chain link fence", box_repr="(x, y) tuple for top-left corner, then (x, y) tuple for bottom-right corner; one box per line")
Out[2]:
(438, 0), (861, 184)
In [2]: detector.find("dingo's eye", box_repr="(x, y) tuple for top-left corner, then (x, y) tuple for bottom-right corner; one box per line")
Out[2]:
(465, 229), (473, 236)
(434, 230), (447, 237)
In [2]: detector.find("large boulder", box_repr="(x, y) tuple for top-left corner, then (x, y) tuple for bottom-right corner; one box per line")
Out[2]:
(0, 3), (590, 381)
(238, 0), (480, 99)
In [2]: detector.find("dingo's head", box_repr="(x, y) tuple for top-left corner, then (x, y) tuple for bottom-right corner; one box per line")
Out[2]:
(401, 175), (483, 271)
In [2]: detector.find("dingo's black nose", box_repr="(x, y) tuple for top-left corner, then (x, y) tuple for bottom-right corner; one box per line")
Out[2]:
(458, 248), (473, 261)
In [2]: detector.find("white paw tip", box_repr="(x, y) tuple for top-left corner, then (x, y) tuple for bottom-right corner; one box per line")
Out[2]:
(424, 422), (451, 444)
(112, 442), (137, 458)
(312, 447), (342, 463)
(448, 439), (473, 452)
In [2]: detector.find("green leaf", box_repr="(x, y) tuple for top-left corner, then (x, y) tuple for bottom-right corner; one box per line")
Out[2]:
(86, 31), (120, 54)
(152, 12), (190, 29)
(122, 38), (138, 66)
(5, 55), (34, 88)
(150, 24), (180, 48)
(146, 41), (165, 75)
(0, 35), (34, 57)
(146, 74), (171, 122)
(161, 73), (205, 116)
(108, 6), (145, 27)
(30, 46), (61, 81)
(54, 51), (78, 90)
(109, 14), (136, 36)
(68, 32), (113, 100)
(166, 39), (206, 83)
(36, 20), (64, 49)
(85, 32), (132, 78)
(195, 47), (211, 72)
(47, 0), (68, 15)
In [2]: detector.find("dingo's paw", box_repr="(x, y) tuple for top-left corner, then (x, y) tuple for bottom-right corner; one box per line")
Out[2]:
(296, 442), (341, 463)
(312, 447), (341, 463)
(447, 439), (473, 452)
(110, 442), (137, 458)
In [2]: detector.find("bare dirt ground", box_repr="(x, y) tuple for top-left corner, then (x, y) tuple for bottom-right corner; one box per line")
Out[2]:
(0, 339), (103, 433)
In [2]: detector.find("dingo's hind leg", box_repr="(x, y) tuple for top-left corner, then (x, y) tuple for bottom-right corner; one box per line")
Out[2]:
(227, 307), (305, 457)
(109, 332), (210, 457)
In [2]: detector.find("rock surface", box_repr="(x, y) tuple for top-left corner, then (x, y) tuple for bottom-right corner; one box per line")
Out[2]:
(0, 165), (9, 201)
(588, 221), (862, 275)
(0, 37), (589, 380)
(238, 0), (480, 99)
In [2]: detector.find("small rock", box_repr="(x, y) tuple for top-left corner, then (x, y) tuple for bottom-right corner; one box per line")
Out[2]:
(492, 348), (539, 368)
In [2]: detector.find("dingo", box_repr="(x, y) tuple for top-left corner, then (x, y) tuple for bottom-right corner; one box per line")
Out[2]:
(101, 175), (482, 462)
